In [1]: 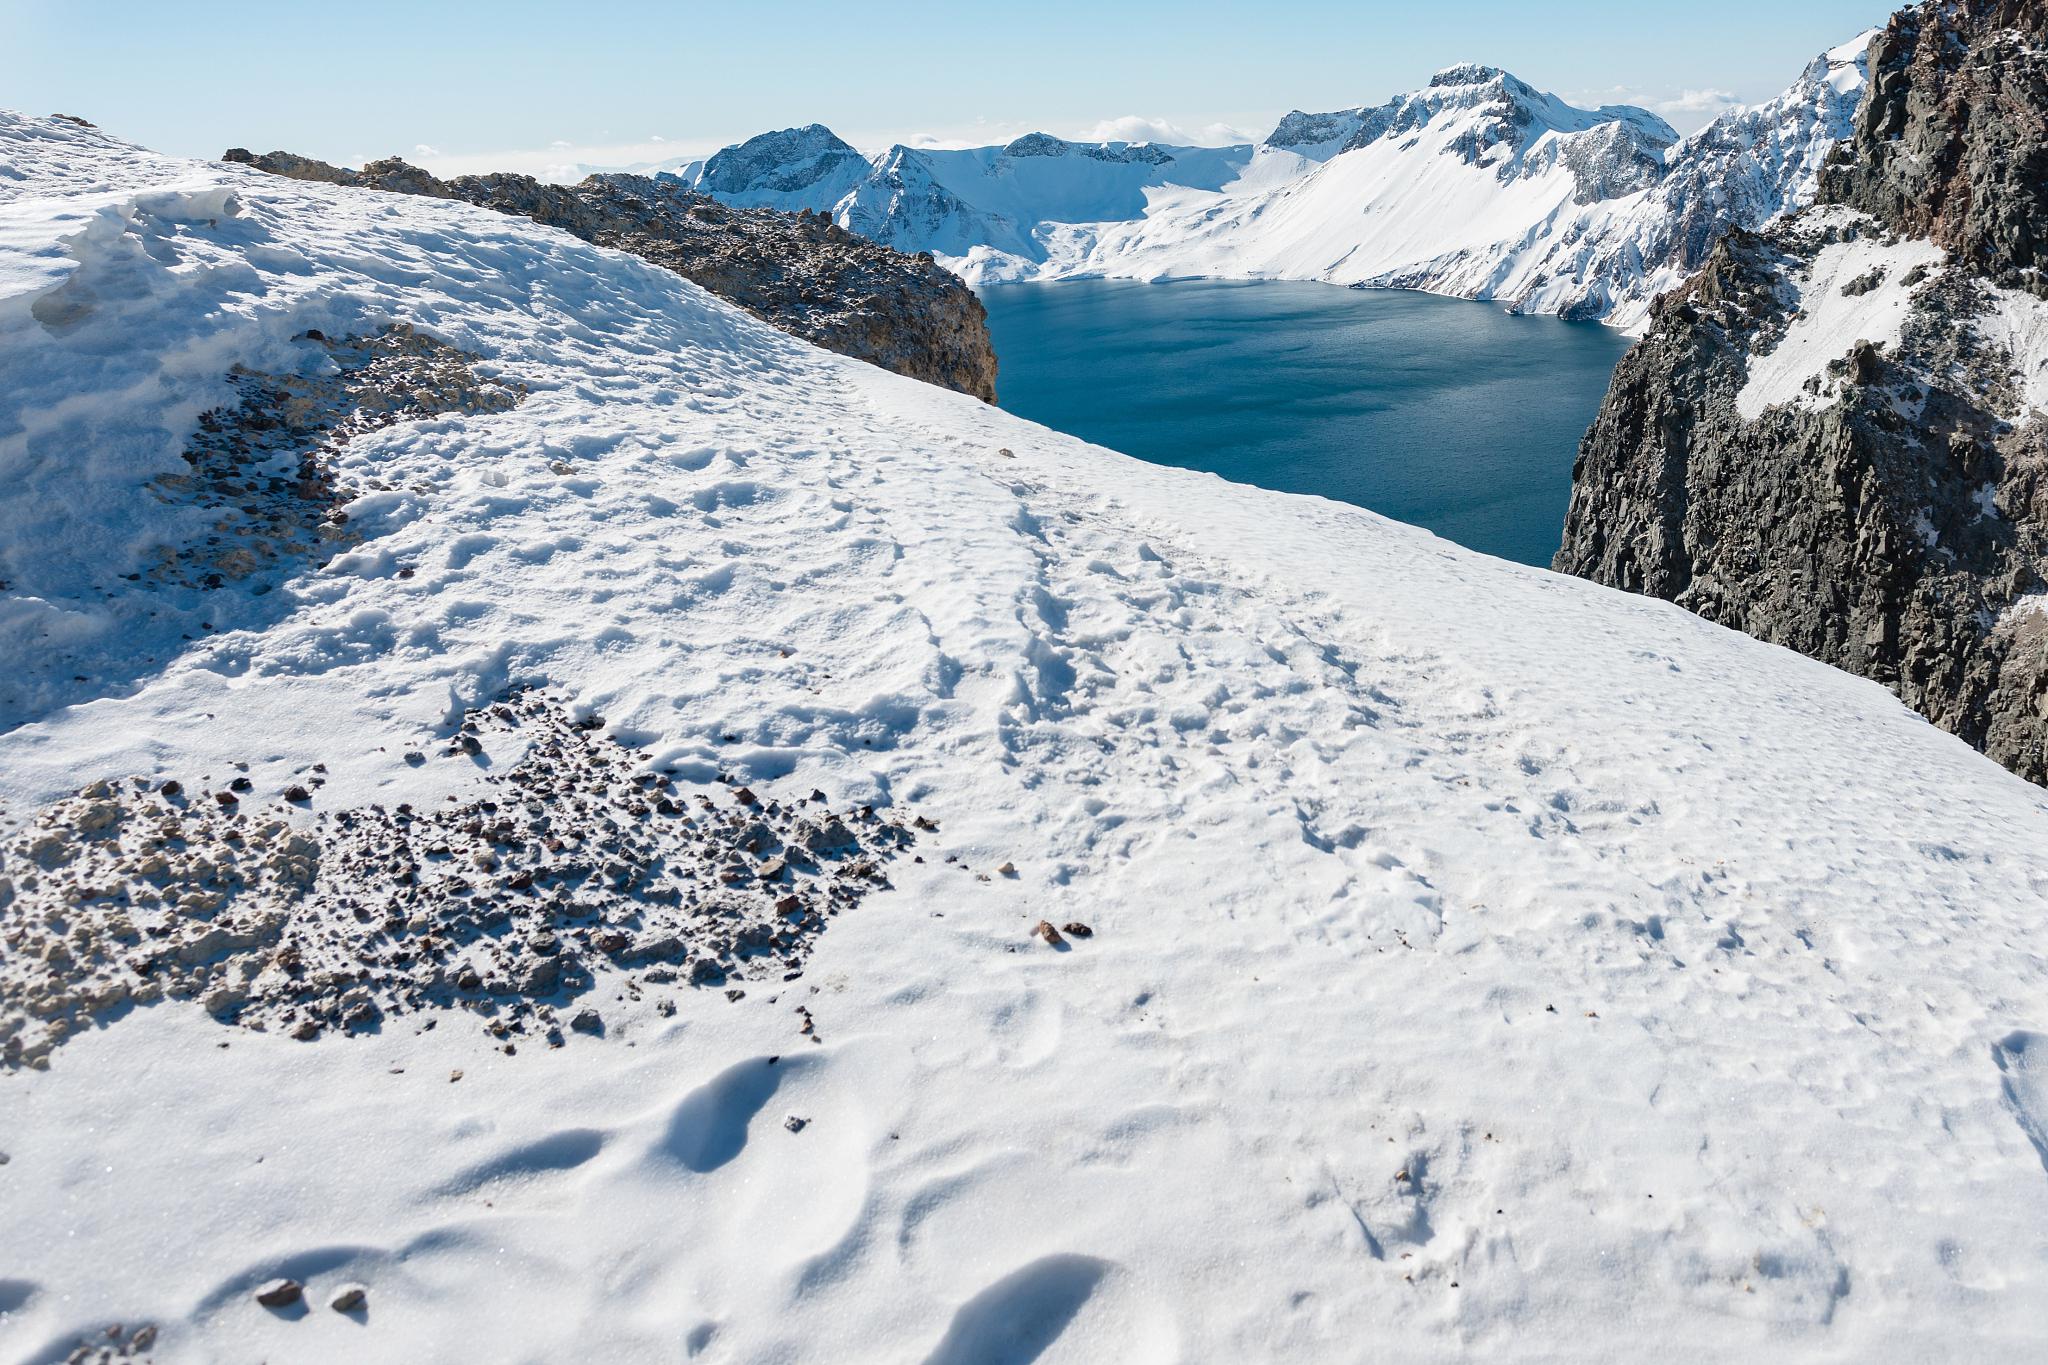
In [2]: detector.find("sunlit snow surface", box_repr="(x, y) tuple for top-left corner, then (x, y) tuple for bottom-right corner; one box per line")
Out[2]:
(4, 112), (2048, 1363)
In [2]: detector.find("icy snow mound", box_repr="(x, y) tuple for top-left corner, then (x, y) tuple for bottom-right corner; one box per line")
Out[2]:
(3, 110), (2048, 1363)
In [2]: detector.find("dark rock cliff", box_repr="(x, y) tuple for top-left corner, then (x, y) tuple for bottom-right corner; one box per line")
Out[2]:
(1557, 0), (2048, 783)
(1821, 0), (2048, 291)
(222, 149), (998, 403)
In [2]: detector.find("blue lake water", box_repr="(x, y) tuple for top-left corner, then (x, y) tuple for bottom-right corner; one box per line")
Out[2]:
(980, 279), (1635, 568)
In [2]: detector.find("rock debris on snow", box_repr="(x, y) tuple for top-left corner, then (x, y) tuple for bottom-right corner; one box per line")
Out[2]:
(0, 689), (917, 1069)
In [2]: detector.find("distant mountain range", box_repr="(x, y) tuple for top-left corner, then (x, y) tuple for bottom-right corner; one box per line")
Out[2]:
(591, 34), (1874, 330)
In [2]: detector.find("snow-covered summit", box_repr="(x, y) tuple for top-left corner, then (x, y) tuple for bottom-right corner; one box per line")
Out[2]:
(3, 108), (2048, 1361)
(1328, 62), (1677, 198)
(679, 122), (871, 209)
(1389, 62), (1677, 146)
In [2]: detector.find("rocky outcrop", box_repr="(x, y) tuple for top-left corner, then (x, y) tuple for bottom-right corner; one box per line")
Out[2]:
(1557, 1), (2048, 783)
(221, 149), (998, 402)
(1821, 0), (2047, 291)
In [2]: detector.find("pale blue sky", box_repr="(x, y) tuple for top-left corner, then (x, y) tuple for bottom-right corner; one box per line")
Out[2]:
(4, 0), (1888, 176)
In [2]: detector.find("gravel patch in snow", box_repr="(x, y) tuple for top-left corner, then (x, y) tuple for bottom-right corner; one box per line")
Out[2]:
(0, 689), (918, 1070)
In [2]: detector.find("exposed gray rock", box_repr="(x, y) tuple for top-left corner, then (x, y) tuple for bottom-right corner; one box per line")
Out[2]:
(1820, 0), (2048, 293)
(221, 149), (998, 403)
(1557, 0), (2048, 784)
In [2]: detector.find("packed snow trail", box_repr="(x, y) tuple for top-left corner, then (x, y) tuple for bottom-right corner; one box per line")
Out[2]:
(3, 113), (2048, 1362)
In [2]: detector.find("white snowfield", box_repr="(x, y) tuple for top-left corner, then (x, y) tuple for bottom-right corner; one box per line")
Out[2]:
(6, 113), (2048, 1364)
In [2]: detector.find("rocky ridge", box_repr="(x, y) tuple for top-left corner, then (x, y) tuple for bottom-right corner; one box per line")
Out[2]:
(221, 148), (998, 402)
(1557, 0), (2048, 782)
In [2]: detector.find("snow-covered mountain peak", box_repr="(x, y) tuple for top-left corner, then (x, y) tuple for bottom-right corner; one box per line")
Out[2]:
(1428, 61), (1511, 88)
(687, 123), (870, 204)
(999, 131), (1080, 158)
(1332, 64), (1677, 190)
(998, 132), (1177, 166)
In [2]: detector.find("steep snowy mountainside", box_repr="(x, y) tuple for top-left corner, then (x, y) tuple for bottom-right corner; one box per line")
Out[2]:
(1033, 64), (1680, 295)
(1509, 29), (1881, 327)
(656, 128), (1254, 270)
(219, 144), (999, 401)
(4, 111), (2048, 1363)
(1034, 44), (1869, 327)
(675, 37), (1872, 328)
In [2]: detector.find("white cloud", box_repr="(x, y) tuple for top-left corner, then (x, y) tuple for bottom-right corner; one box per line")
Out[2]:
(1068, 115), (1256, 147)
(405, 138), (723, 183)
(1656, 88), (1740, 117)
(1564, 84), (1745, 134)
(413, 143), (440, 158)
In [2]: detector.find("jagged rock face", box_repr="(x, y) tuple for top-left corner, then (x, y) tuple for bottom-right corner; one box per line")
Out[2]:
(1557, 119), (1670, 205)
(1263, 108), (1369, 151)
(221, 149), (997, 403)
(1557, 0), (2048, 784)
(1821, 0), (2048, 290)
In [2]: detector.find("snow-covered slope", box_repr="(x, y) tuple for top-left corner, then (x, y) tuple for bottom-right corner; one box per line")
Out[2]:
(673, 37), (1873, 329)
(5, 111), (2048, 1363)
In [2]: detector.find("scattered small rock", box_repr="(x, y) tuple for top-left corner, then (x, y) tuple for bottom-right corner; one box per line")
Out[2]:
(569, 1008), (603, 1035)
(254, 1278), (303, 1308)
(1061, 921), (1093, 939)
(1034, 920), (1066, 948)
(330, 1285), (366, 1313)
(784, 1115), (808, 1133)
(0, 690), (923, 1069)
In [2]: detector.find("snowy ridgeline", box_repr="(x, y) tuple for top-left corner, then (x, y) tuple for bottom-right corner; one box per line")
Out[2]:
(629, 35), (1876, 331)
(4, 111), (2048, 1362)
